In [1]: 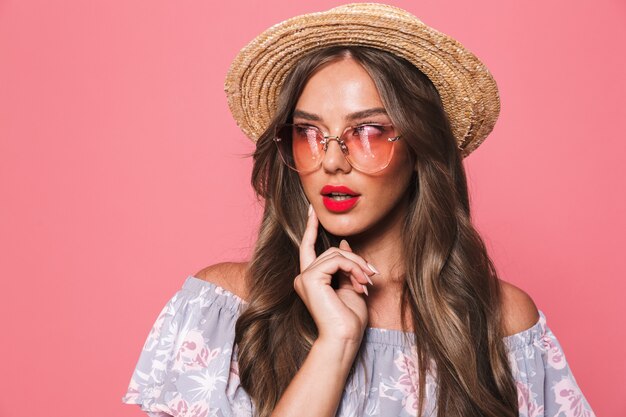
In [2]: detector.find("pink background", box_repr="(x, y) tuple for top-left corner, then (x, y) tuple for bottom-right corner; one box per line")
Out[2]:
(0, 0), (623, 416)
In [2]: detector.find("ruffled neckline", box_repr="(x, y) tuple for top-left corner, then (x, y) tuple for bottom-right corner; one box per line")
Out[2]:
(183, 275), (545, 350)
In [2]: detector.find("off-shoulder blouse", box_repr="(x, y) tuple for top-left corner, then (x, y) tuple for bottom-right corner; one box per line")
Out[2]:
(122, 275), (596, 417)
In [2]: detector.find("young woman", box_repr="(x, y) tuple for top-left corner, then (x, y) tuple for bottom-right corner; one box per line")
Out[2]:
(122, 4), (595, 417)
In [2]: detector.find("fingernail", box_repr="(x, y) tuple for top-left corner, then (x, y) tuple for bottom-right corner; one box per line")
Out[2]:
(366, 275), (374, 286)
(367, 262), (379, 275)
(308, 204), (313, 216)
(362, 284), (369, 296)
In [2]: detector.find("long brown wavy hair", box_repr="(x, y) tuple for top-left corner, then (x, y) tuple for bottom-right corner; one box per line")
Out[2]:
(234, 45), (518, 417)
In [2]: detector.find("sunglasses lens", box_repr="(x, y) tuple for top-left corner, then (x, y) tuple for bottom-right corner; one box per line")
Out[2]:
(343, 125), (397, 173)
(275, 124), (323, 172)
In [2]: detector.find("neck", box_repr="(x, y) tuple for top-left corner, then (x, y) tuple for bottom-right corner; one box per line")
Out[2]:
(347, 190), (414, 330)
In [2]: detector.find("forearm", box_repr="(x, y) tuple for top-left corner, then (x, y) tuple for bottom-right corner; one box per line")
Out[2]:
(270, 338), (361, 417)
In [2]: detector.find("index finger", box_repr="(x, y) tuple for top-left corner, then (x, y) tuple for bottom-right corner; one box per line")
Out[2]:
(299, 203), (319, 271)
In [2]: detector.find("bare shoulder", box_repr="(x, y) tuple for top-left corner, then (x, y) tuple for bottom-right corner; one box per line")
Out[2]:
(194, 261), (251, 302)
(499, 280), (540, 337)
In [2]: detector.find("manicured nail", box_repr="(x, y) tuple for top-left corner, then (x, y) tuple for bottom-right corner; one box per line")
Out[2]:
(308, 204), (313, 216)
(362, 284), (369, 296)
(366, 275), (374, 286)
(367, 262), (379, 275)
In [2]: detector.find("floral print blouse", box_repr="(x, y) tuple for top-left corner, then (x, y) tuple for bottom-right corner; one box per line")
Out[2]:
(122, 275), (596, 417)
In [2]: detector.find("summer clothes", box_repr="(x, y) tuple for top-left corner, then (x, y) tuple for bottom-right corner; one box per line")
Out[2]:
(122, 275), (596, 416)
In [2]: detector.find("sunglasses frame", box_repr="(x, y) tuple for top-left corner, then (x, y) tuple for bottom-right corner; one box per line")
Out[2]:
(273, 122), (402, 174)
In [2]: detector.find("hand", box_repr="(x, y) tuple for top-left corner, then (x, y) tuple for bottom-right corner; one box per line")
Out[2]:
(293, 204), (376, 345)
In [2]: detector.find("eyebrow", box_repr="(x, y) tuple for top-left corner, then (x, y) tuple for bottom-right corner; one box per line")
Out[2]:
(292, 107), (389, 122)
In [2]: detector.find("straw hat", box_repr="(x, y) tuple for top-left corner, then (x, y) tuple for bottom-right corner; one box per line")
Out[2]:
(224, 2), (500, 158)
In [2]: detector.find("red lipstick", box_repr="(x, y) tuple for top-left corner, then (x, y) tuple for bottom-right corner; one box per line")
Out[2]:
(320, 185), (360, 213)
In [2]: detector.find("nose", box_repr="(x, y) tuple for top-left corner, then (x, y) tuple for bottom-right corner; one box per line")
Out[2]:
(321, 135), (352, 173)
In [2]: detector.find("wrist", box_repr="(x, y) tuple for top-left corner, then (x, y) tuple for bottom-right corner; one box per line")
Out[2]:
(313, 336), (362, 366)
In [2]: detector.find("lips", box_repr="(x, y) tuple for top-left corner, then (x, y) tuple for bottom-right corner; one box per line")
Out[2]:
(320, 185), (360, 213)
(320, 185), (360, 196)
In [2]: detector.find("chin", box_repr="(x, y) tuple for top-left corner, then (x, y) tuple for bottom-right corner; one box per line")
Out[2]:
(318, 213), (369, 237)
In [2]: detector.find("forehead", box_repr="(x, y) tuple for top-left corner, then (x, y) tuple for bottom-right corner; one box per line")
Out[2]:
(294, 58), (385, 120)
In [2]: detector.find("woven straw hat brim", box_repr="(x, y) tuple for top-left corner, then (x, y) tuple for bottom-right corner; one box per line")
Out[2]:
(224, 3), (500, 158)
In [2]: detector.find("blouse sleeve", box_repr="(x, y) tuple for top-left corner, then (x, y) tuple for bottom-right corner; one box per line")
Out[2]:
(504, 310), (596, 417)
(121, 276), (253, 417)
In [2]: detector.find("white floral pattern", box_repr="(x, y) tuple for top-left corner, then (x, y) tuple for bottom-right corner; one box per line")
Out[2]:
(122, 276), (596, 417)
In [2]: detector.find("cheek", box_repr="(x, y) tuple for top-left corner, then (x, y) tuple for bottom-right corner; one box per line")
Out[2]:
(374, 178), (409, 201)
(367, 169), (412, 202)
(298, 177), (316, 200)
(383, 153), (414, 192)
